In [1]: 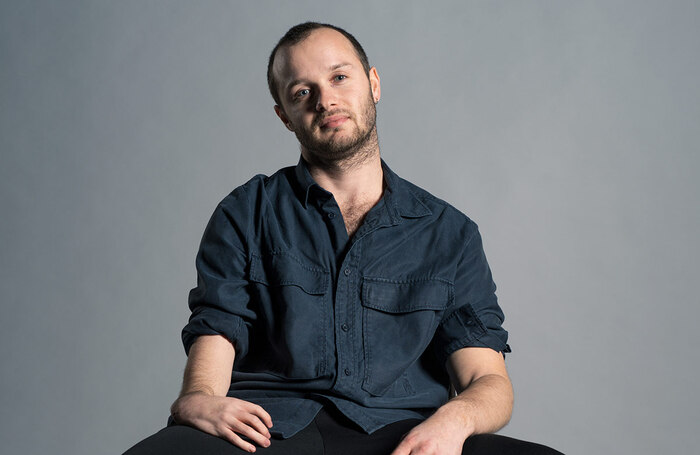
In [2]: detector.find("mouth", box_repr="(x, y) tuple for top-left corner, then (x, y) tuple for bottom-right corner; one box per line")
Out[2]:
(319, 114), (349, 129)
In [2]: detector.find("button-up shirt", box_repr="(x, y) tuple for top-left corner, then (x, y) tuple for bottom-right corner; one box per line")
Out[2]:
(180, 157), (510, 438)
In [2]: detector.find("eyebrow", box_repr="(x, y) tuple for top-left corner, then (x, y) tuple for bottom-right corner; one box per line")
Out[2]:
(329, 62), (352, 71)
(285, 62), (354, 93)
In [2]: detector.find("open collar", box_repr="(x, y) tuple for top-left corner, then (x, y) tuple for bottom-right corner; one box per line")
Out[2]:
(293, 156), (432, 220)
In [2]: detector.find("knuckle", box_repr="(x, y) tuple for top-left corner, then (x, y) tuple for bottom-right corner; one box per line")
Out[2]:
(213, 422), (227, 434)
(237, 424), (263, 440)
(238, 425), (256, 438)
(225, 419), (244, 433)
(422, 442), (438, 454)
(403, 433), (417, 444)
(249, 419), (266, 433)
(224, 433), (239, 445)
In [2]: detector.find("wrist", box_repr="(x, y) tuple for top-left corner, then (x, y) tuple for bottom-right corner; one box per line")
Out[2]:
(434, 398), (477, 439)
(170, 391), (211, 423)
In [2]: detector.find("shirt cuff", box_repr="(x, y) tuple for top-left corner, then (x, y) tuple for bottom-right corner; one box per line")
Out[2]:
(181, 307), (248, 356)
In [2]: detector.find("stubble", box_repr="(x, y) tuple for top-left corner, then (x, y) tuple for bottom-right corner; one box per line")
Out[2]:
(295, 88), (379, 171)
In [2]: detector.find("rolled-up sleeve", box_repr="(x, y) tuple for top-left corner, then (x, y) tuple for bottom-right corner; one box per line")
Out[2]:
(181, 195), (255, 357)
(433, 221), (510, 364)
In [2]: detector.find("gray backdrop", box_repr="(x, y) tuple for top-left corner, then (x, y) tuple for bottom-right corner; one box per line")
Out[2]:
(1, 1), (698, 454)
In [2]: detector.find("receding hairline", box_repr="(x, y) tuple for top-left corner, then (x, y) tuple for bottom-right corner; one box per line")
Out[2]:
(267, 23), (371, 106)
(271, 28), (363, 85)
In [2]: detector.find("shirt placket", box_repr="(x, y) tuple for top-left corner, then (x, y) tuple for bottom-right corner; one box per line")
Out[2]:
(331, 205), (399, 397)
(332, 245), (358, 395)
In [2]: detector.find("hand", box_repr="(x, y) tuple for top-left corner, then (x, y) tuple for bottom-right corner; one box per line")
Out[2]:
(171, 392), (273, 453)
(390, 405), (470, 455)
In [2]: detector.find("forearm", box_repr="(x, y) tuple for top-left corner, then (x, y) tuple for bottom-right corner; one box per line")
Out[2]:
(436, 373), (513, 439)
(171, 334), (235, 417)
(389, 369), (513, 455)
(167, 335), (272, 450)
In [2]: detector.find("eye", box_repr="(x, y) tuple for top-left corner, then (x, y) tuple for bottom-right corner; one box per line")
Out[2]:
(294, 88), (310, 99)
(334, 74), (347, 82)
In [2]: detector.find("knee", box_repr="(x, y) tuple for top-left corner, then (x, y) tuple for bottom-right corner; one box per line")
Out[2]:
(123, 426), (221, 455)
(464, 434), (564, 455)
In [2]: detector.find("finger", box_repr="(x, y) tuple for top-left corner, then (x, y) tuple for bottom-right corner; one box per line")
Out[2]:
(220, 427), (258, 453)
(246, 402), (274, 429)
(228, 419), (271, 448)
(241, 413), (272, 438)
(390, 440), (412, 455)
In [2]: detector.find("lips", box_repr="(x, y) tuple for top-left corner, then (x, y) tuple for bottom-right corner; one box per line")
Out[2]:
(319, 114), (349, 129)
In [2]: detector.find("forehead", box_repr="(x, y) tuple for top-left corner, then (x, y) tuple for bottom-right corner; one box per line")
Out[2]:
(273, 28), (361, 84)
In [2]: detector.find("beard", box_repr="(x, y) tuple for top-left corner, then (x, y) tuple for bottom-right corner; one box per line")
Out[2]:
(293, 88), (378, 167)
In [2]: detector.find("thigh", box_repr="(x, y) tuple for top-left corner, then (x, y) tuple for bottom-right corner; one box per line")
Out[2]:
(315, 407), (422, 455)
(463, 434), (564, 455)
(315, 408), (564, 455)
(123, 423), (324, 455)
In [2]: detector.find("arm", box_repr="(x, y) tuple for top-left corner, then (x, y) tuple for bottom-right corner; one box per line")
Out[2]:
(391, 347), (513, 455)
(442, 346), (513, 435)
(170, 334), (273, 453)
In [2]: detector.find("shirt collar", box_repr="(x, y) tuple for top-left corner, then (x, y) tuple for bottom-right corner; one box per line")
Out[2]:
(293, 156), (431, 220)
(294, 156), (327, 208)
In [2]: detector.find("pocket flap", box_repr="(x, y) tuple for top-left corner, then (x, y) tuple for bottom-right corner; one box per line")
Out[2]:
(362, 278), (451, 313)
(250, 253), (328, 295)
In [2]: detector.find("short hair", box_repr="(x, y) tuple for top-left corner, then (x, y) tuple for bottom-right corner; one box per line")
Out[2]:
(267, 22), (371, 106)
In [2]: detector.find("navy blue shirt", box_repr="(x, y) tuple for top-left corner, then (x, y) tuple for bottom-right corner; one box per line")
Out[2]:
(181, 158), (510, 438)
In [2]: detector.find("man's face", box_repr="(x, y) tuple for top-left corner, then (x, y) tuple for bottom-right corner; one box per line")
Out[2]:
(272, 28), (381, 164)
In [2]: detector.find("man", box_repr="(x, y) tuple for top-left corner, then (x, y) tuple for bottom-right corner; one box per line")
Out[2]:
(125, 22), (562, 455)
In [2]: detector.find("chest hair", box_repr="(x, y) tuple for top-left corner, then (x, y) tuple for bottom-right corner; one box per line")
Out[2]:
(340, 201), (375, 238)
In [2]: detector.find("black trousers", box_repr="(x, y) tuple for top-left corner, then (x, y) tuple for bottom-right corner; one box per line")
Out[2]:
(124, 407), (563, 455)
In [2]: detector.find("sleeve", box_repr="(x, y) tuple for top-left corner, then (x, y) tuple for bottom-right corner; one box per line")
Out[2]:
(432, 221), (510, 365)
(181, 194), (255, 357)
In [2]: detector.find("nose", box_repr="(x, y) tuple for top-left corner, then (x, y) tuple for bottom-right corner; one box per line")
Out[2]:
(315, 86), (337, 112)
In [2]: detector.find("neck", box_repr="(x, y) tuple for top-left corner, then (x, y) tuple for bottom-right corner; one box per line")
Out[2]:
(305, 151), (384, 238)
(301, 127), (383, 205)
(307, 151), (383, 205)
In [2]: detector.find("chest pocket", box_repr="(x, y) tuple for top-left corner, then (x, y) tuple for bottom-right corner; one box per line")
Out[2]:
(360, 278), (452, 397)
(246, 252), (330, 380)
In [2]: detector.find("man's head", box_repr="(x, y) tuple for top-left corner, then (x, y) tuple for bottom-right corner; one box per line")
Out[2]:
(268, 22), (381, 167)
(267, 22), (371, 107)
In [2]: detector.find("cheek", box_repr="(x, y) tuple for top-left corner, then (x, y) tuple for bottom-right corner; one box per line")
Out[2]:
(348, 92), (367, 112)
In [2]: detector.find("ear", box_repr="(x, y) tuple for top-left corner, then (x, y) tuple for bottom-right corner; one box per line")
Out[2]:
(369, 67), (381, 103)
(274, 105), (295, 132)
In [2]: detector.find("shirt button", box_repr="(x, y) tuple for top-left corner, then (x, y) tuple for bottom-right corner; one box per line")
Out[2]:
(327, 212), (335, 219)
(341, 323), (349, 332)
(344, 268), (351, 276)
(344, 368), (352, 376)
